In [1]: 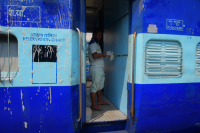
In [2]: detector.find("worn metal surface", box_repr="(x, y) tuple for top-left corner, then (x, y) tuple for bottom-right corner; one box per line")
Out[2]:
(127, 0), (200, 132)
(0, 0), (86, 132)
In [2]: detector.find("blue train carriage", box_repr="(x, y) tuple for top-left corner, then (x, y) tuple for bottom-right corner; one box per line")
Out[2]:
(1, 0), (200, 133)
(0, 0), (86, 133)
(128, 0), (200, 132)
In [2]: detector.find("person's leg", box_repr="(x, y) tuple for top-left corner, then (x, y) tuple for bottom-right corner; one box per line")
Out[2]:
(90, 71), (101, 110)
(97, 71), (109, 105)
(90, 92), (97, 107)
(97, 90), (103, 104)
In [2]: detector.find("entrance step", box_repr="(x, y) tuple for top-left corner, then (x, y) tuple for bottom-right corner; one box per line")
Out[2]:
(86, 88), (127, 123)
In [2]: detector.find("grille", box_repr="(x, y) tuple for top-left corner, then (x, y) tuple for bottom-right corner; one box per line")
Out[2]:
(196, 43), (200, 76)
(145, 40), (182, 77)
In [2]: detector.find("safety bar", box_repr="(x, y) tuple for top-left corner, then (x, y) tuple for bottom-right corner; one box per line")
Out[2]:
(76, 28), (82, 123)
(131, 32), (136, 120)
(8, 31), (11, 83)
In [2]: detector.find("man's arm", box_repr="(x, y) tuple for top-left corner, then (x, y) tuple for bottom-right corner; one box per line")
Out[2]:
(92, 52), (106, 59)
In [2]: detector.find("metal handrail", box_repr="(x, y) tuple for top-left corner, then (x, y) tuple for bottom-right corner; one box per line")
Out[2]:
(8, 30), (11, 83)
(76, 28), (82, 123)
(131, 32), (136, 120)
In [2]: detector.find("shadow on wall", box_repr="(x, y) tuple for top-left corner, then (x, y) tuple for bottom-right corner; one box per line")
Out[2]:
(42, 0), (61, 15)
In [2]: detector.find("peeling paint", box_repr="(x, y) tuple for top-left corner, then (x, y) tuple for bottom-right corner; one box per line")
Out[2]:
(58, 72), (63, 84)
(24, 122), (28, 128)
(30, 79), (34, 83)
(31, 70), (35, 73)
(49, 87), (52, 104)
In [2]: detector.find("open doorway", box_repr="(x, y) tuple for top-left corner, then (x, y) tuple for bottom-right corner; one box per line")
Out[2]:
(85, 0), (129, 123)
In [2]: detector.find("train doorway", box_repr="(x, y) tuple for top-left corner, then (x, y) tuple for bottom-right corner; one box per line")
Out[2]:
(84, 0), (129, 123)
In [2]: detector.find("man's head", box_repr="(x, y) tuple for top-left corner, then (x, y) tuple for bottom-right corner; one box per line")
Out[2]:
(93, 27), (102, 41)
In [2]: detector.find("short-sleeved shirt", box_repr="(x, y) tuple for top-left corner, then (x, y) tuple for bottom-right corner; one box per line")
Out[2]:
(88, 38), (104, 72)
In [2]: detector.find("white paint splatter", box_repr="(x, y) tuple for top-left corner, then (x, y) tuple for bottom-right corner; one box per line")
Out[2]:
(49, 87), (52, 104)
(21, 90), (23, 100)
(65, 39), (70, 56)
(8, 99), (11, 104)
(58, 73), (63, 84)
(139, 0), (144, 16)
(57, 66), (61, 70)
(65, 49), (70, 56)
(24, 122), (28, 128)
(22, 104), (25, 111)
(58, 43), (63, 49)
(22, 28), (26, 35)
(23, 48), (26, 54)
(31, 70), (35, 73)
(23, 39), (27, 45)
(64, 57), (68, 71)
(22, 6), (26, 11)
(30, 79), (34, 83)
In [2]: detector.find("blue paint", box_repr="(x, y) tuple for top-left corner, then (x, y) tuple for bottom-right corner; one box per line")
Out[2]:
(0, 27), (82, 87)
(81, 83), (86, 124)
(104, 2), (129, 116)
(127, 83), (200, 133)
(32, 62), (57, 84)
(0, 0), (86, 33)
(104, 0), (129, 29)
(129, 0), (200, 36)
(128, 33), (200, 84)
(0, 85), (79, 133)
(81, 120), (126, 133)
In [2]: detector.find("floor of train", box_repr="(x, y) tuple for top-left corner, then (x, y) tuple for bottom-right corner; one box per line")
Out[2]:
(86, 86), (127, 123)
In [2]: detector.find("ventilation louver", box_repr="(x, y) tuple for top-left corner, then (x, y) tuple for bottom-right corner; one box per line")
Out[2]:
(145, 40), (182, 77)
(196, 43), (200, 76)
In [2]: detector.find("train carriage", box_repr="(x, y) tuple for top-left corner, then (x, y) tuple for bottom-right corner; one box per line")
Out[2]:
(1, 0), (200, 133)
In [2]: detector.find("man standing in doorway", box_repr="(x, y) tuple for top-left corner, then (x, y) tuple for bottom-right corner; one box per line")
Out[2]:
(89, 27), (111, 110)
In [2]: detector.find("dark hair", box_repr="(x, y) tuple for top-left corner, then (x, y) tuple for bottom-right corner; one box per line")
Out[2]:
(92, 27), (102, 36)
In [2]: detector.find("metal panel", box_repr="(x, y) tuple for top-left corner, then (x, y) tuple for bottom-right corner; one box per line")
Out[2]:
(145, 40), (182, 77)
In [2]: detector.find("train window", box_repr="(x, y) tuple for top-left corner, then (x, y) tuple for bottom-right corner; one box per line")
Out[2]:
(0, 34), (18, 77)
(145, 40), (182, 77)
(196, 43), (200, 76)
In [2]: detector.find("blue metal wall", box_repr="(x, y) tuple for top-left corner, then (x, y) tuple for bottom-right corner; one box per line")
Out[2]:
(104, 0), (129, 116)
(128, 0), (200, 132)
(0, 0), (86, 132)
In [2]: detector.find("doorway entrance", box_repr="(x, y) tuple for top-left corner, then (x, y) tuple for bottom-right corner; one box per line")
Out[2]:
(85, 0), (129, 123)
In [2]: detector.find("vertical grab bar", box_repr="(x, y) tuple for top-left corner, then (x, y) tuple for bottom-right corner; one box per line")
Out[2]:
(8, 30), (11, 83)
(76, 28), (82, 123)
(131, 32), (136, 120)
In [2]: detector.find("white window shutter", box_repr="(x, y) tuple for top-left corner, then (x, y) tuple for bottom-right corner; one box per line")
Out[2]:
(145, 40), (182, 77)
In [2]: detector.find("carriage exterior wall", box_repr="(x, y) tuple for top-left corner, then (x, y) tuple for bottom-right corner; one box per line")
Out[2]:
(128, 0), (200, 132)
(0, 0), (85, 132)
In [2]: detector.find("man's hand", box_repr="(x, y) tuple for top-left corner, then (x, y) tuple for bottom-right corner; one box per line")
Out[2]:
(106, 51), (112, 57)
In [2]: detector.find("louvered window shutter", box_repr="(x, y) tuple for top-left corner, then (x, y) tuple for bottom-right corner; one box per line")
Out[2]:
(196, 43), (200, 76)
(145, 40), (182, 77)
